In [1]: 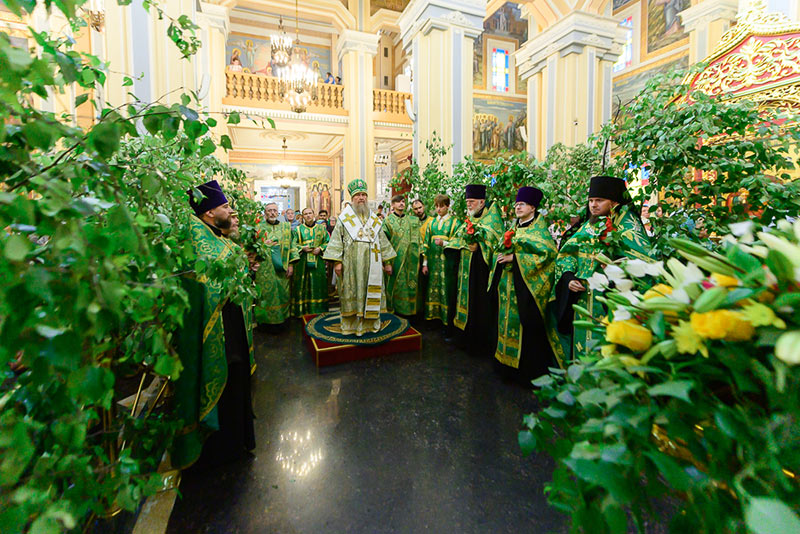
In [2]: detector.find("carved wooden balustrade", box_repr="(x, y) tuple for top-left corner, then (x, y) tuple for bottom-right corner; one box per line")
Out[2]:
(224, 71), (346, 115)
(372, 88), (413, 124)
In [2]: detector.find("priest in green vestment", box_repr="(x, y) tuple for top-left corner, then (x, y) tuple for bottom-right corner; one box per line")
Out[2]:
(323, 179), (396, 336)
(254, 202), (298, 326)
(291, 207), (330, 316)
(172, 180), (255, 469)
(551, 175), (651, 361)
(490, 187), (562, 383)
(384, 194), (424, 316)
(447, 184), (504, 358)
(411, 198), (431, 317)
(421, 194), (461, 327)
(221, 211), (256, 375)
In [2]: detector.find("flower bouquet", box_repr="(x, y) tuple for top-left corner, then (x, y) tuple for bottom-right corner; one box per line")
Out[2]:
(520, 219), (800, 534)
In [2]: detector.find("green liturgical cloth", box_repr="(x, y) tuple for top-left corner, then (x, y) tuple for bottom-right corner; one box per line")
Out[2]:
(552, 204), (651, 359)
(447, 202), (504, 331)
(384, 213), (424, 316)
(490, 215), (563, 368)
(254, 220), (298, 324)
(423, 213), (461, 324)
(291, 223), (330, 316)
(171, 217), (234, 469)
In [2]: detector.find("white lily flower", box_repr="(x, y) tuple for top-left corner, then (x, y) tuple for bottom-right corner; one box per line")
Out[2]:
(587, 272), (609, 291)
(615, 279), (634, 292)
(758, 232), (800, 267)
(775, 331), (800, 365)
(794, 219), (800, 242)
(665, 258), (686, 287)
(729, 220), (754, 237)
(778, 220), (793, 234)
(682, 263), (705, 285)
(604, 264), (626, 283)
(795, 267), (800, 283)
(670, 287), (691, 304)
(624, 259), (650, 278)
(613, 308), (632, 322)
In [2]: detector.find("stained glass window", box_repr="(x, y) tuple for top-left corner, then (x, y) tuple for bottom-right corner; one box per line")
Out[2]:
(491, 48), (510, 93)
(613, 16), (634, 73)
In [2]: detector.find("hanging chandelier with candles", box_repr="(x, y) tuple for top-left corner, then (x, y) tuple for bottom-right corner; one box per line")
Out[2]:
(270, 16), (292, 69)
(273, 137), (298, 181)
(276, 0), (318, 114)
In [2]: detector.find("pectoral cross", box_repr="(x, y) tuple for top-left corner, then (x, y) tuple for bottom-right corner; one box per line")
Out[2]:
(371, 244), (380, 262)
(342, 213), (356, 226)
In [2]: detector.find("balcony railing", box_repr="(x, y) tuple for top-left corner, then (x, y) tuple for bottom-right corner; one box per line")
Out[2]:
(223, 71), (346, 115)
(223, 71), (413, 125)
(373, 89), (413, 124)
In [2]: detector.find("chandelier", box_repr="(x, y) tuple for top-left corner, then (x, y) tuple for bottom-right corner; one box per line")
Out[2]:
(277, 0), (318, 114)
(270, 16), (292, 69)
(273, 137), (298, 180)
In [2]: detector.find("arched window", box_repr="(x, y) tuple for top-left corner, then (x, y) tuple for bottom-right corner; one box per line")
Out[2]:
(491, 48), (510, 92)
(613, 16), (634, 73)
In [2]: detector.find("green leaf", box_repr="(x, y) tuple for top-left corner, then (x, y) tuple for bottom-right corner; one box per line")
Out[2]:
(647, 380), (694, 402)
(563, 458), (634, 502)
(199, 138), (216, 157)
(123, 76), (133, 86)
(4, 234), (31, 261)
(68, 367), (114, 406)
(23, 120), (55, 150)
(89, 120), (121, 159)
(227, 111), (241, 124)
(745, 497), (800, 534)
(518, 430), (536, 456)
(74, 93), (89, 107)
(220, 134), (232, 150)
(645, 451), (691, 491)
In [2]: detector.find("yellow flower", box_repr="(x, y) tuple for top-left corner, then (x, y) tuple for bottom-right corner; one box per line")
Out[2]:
(741, 301), (786, 329)
(690, 310), (755, 341)
(600, 344), (618, 358)
(672, 320), (709, 357)
(643, 283), (673, 300)
(711, 273), (739, 288)
(606, 319), (653, 353)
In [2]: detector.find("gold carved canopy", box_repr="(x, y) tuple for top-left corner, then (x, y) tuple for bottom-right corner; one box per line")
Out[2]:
(683, 0), (800, 112)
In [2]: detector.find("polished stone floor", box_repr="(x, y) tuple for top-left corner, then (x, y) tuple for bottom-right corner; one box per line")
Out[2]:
(167, 320), (566, 534)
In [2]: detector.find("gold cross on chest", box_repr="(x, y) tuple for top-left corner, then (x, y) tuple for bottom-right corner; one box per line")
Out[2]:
(371, 244), (380, 262)
(342, 213), (357, 226)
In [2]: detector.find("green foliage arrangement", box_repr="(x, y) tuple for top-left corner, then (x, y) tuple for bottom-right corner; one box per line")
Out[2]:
(520, 222), (800, 533)
(0, 1), (262, 532)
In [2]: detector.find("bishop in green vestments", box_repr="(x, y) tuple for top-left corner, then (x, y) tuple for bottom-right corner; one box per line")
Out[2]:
(323, 179), (396, 336)
(254, 202), (298, 325)
(384, 195), (424, 316)
(421, 194), (461, 325)
(172, 180), (255, 469)
(447, 184), (504, 358)
(552, 175), (651, 361)
(490, 187), (562, 383)
(291, 208), (330, 316)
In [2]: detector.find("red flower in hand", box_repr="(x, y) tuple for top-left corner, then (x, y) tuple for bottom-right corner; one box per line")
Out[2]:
(465, 218), (475, 235)
(600, 217), (615, 244)
(503, 229), (515, 249)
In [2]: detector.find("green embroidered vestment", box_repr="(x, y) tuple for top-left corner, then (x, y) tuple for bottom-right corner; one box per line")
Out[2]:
(384, 213), (424, 316)
(254, 220), (298, 324)
(422, 214), (461, 324)
(552, 204), (651, 360)
(447, 202), (504, 330)
(489, 215), (563, 368)
(291, 223), (330, 316)
(172, 218), (236, 468)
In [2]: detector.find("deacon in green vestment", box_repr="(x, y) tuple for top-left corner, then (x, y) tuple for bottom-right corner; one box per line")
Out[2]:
(421, 194), (461, 326)
(291, 208), (330, 316)
(490, 187), (562, 383)
(172, 180), (255, 469)
(384, 194), (424, 316)
(411, 198), (431, 317)
(323, 179), (397, 336)
(551, 175), (651, 361)
(447, 184), (505, 358)
(254, 202), (298, 325)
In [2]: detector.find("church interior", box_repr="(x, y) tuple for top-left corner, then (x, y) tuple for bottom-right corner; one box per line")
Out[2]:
(2, 0), (800, 533)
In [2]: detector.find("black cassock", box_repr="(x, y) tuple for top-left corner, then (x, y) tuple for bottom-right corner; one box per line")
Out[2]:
(460, 240), (498, 358)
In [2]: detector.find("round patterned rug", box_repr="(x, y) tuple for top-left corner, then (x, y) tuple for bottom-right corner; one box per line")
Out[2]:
(305, 312), (410, 346)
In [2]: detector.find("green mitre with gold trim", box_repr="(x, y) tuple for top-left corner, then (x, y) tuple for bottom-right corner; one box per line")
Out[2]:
(347, 179), (367, 196)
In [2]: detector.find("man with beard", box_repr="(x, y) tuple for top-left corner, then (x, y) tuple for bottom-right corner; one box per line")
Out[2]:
(172, 180), (255, 469)
(254, 202), (298, 328)
(323, 179), (396, 336)
(421, 194), (461, 332)
(447, 184), (504, 357)
(411, 199), (431, 316)
(291, 208), (330, 316)
(384, 195), (424, 317)
(490, 187), (562, 384)
(551, 175), (651, 360)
